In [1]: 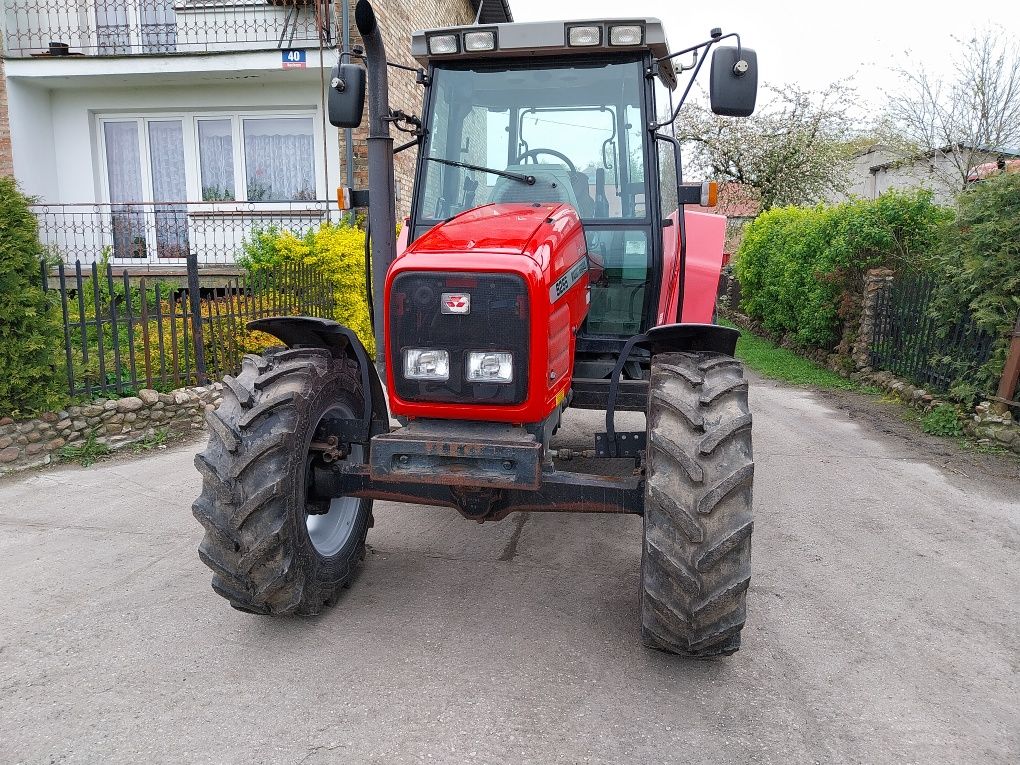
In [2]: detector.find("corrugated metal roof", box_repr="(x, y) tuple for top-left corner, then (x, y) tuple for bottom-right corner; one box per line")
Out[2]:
(470, 0), (513, 24)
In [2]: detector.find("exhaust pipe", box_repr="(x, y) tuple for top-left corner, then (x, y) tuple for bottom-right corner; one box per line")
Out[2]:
(355, 0), (397, 373)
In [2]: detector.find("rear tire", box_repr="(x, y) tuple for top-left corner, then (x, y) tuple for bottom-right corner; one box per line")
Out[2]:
(640, 352), (754, 657)
(192, 348), (373, 615)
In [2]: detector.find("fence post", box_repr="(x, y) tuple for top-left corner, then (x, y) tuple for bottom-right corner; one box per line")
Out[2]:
(853, 267), (894, 373)
(994, 311), (1020, 412)
(186, 252), (208, 385)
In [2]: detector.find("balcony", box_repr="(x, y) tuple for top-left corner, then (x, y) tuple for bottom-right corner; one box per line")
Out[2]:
(3, 0), (332, 58)
(34, 200), (343, 270)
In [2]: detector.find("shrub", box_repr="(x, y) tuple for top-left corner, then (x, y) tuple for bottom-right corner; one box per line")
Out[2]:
(0, 178), (63, 416)
(239, 222), (374, 356)
(921, 404), (963, 437)
(932, 172), (1020, 394)
(734, 190), (953, 349)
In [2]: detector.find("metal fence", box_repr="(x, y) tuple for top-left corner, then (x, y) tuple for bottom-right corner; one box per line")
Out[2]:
(3, 0), (332, 57)
(33, 201), (343, 267)
(870, 275), (999, 396)
(41, 253), (336, 397)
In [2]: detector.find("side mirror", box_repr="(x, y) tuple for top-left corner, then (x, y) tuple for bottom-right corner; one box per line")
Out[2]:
(709, 45), (758, 117)
(328, 63), (366, 128)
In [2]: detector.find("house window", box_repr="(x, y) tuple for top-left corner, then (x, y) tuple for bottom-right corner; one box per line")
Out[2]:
(99, 111), (320, 204)
(99, 110), (320, 259)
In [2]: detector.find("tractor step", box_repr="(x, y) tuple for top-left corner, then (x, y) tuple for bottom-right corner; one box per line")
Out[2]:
(594, 431), (647, 458)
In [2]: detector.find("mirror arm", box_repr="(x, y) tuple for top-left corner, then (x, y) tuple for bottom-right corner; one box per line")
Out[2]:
(650, 31), (743, 131)
(394, 136), (421, 154)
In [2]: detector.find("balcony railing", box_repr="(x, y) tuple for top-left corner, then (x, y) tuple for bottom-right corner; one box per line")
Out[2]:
(4, 0), (332, 58)
(33, 200), (344, 267)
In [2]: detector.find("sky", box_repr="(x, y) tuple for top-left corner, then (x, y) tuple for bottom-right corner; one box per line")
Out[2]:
(508, 0), (1020, 118)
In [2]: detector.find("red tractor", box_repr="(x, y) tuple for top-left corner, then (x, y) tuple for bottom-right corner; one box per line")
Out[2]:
(193, 1), (758, 658)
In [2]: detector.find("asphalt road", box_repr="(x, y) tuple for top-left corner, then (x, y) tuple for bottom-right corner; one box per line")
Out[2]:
(1, 376), (1017, 764)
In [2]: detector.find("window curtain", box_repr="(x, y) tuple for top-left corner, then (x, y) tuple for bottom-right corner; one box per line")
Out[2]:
(104, 121), (146, 258)
(96, 1), (130, 55)
(198, 120), (235, 201)
(148, 120), (189, 258)
(243, 119), (316, 201)
(141, 0), (177, 54)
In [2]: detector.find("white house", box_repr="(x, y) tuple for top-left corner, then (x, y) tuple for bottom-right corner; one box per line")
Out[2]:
(1, 0), (508, 270)
(830, 142), (1020, 207)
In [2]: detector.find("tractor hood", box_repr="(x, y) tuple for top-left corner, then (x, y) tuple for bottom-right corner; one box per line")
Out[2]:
(404, 202), (570, 260)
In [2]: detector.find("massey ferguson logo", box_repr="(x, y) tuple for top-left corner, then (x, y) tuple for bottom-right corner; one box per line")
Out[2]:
(441, 292), (471, 315)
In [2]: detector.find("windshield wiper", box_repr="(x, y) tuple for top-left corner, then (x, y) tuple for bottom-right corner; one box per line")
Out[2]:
(426, 156), (536, 186)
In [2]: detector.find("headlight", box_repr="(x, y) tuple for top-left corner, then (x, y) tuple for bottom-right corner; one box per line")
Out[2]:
(404, 348), (449, 380)
(467, 351), (513, 383)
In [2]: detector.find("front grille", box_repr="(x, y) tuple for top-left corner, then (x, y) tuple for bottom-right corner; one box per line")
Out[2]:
(389, 271), (530, 405)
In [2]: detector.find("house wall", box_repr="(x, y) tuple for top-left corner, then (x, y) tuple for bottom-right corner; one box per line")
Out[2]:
(339, 0), (479, 219)
(834, 146), (1005, 207)
(8, 74), (339, 205)
(825, 146), (897, 203)
(870, 152), (982, 207)
(7, 79), (56, 198)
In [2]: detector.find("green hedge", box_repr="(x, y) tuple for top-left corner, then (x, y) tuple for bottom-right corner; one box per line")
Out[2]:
(734, 190), (953, 349)
(932, 172), (1020, 396)
(0, 178), (62, 417)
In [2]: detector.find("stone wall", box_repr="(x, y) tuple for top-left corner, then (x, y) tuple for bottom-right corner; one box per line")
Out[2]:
(0, 384), (222, 474)
(864, 371), (1020, 454)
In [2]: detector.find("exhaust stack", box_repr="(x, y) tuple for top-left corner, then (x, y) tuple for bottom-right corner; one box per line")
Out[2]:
(355, 0), (397, 371)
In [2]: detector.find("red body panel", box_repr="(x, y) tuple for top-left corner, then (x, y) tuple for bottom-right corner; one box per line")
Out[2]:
(385, 202), (589, 425)
(657, 209), (727, 325)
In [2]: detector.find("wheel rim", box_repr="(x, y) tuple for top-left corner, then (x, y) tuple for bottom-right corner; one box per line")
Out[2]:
(305, 404), (363, 558)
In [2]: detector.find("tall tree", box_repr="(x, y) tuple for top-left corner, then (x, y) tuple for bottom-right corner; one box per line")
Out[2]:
(881, 28), (1020, 191)
(676, 83), (858, 210)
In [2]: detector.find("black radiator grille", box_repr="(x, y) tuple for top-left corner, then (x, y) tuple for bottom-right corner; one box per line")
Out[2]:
(389, 271), (530, 405)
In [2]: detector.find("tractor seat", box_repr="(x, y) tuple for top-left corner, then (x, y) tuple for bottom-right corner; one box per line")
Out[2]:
(490, 164), (581, 212)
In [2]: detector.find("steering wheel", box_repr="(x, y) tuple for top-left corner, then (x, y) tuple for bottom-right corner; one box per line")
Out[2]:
(514, 148), (576, 172)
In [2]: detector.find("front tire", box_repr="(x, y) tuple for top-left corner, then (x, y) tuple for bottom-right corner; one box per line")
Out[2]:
(192, 348), (373, 615)
(641, 352), (754, 657)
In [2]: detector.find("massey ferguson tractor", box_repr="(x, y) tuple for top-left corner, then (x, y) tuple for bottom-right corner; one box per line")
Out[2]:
(193, 0), (758, 658)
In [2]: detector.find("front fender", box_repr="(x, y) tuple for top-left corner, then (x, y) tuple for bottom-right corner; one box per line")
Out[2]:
(247, 316), (389, 432)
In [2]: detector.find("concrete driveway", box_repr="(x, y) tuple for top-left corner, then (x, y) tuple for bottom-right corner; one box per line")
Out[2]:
(1, 377), (1017, 764)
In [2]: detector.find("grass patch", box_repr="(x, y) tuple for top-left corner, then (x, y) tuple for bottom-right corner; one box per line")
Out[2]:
(58, 431), (110, 467)
(721, 319), (877, 393)
(134, 427), (170, 452)
(921, 404), (964, 437)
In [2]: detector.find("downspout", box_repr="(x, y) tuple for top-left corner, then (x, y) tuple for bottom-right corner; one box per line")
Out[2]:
(355, 0), (396, 374)
(341, 0), (354, 224)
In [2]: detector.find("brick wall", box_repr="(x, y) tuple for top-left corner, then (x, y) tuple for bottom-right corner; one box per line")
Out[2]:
(336, 0), (477, 220)
(0, 60), (13, 178)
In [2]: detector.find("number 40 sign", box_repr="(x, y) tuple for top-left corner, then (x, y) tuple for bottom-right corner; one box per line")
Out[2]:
(282, 50), (307, 69)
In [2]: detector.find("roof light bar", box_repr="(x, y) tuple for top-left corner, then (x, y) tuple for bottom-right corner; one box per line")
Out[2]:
(464, 30), (496, 51)
(567, 25), (601, 47)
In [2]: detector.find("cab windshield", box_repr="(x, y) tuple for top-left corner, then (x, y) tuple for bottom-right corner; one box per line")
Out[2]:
(415, 58), (654, 337)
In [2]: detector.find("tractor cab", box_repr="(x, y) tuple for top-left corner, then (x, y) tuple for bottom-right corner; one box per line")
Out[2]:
(409, 20), (673, 346)
(400, 18), (756, 400)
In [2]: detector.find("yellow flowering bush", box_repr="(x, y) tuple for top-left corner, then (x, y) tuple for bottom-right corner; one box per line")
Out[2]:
(239, 222), (374, 356)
